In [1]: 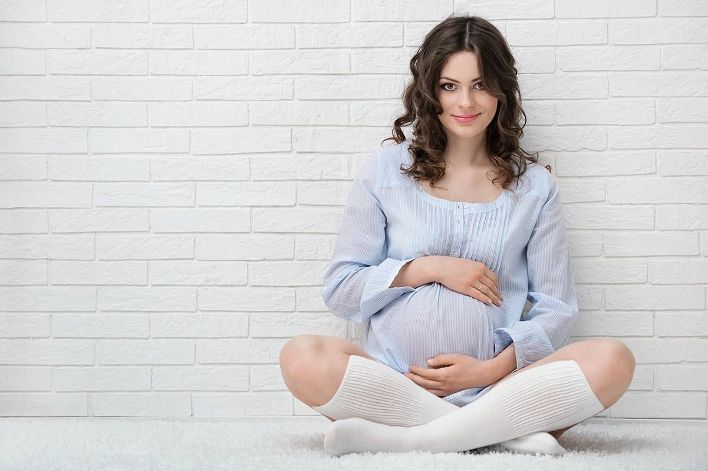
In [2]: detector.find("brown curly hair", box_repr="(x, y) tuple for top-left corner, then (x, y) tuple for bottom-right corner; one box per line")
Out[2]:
(382, 14), (550, 190)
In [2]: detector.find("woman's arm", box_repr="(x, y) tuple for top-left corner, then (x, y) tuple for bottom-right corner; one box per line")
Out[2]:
(322, 149), (420, 324)
(492, 174), (580, 371)
(388, 256), (439, 289)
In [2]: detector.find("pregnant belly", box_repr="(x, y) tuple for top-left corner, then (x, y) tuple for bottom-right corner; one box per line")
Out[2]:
(370, 283), (496, 372)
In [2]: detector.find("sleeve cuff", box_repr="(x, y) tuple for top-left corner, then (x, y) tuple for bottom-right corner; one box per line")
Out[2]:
(494, 323), (556, 371)
(359, 257), (417, 320)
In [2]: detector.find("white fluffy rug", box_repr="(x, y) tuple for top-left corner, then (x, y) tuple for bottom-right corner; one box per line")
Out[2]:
(1, 417), (706, 471)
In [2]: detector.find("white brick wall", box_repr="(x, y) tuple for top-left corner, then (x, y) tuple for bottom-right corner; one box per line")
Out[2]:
(0, 0), (706, 421)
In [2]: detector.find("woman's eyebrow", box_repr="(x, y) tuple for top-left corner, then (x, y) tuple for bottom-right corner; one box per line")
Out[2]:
(440, 76), (481, 83)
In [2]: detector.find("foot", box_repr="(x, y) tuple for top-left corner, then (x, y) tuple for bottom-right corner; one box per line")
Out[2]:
(324, 417), (410, 456)
(497, 432), (567, 455)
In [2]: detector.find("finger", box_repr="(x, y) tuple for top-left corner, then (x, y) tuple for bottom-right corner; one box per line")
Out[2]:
(426, 390), (448, 397)
(479, 281), (502, 306)
(469, 282), (496, 306)
(484, 267), (498, 285)
(409, 366), (442, 381)
(481, 273), (503, 303)
(405, 372), (443, 390)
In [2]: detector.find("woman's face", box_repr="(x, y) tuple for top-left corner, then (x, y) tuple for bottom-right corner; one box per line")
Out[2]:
(436, 51), (498, 142)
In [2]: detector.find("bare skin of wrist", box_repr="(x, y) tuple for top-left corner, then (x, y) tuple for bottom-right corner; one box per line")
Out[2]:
(388, 256), (440, 288)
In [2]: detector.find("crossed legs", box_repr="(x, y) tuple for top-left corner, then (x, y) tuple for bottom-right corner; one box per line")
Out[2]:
(279, 335), (635, 440)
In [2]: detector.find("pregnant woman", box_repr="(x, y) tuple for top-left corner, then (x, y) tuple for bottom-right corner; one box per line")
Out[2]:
(279, 14), (636, 456)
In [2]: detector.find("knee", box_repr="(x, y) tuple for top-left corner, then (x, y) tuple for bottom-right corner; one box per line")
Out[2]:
(600, 339), (636, 385)
(279, 334), (324, 379)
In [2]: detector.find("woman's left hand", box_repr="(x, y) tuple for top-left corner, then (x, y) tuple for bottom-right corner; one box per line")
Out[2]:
(404, 353), (495, 397)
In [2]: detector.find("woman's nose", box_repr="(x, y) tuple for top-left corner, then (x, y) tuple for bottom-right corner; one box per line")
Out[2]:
(457, 90), (473, 106)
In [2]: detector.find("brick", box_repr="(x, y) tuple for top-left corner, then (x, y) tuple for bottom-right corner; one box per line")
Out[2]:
(250, 154), (349, 180)
(555, 151), (655, 177)
(150, 209), (250, 233)
(150, 0), (246, 23)
(90, 129), (188, 153)
(48, 102), (147, 127)
(574, 310), (653, 336)
(49, 156), (150, 181)
(0, 76), (89, 100)
(149, 50), (248, 75)
(50, 208), (149, 232)
(506, 20), (606, 46)
(197, 182), (295, 206)
(657, 98), (708, 123)
(565, 205), (654, 230)
(149, 261), (247, 285)
(571, 258), (647, 284)
(0, 393), (87, 416)
(607, 176), (707, 204)
(655, 365), (708, 391)
(92, 393), (189, 416)
(48, 0), (149, 22)
(648, 260), (708, 283)
(248, 261), (329, 286)
(94, 183), (194, 207)
(0, 23), (90, 48)
(198, 287), (295, 311)
(151, 156), (249, 180)
(148, 102), (247, 127)
(609, 391), (706, 418)
(0, 0), (46, 21)
(0, 339), (93, 364)
(152, 366), (249, 390)
(196, 234), (293, 261)
(0, 366), (50, 390)
(605, 285), (704, 310)
(191, 128), (290, 154)
(611, 18), (708, 44)
(53, 314), (148, 338)
(50, 261), (147, 285)
(656, 204), (708, 230)
(92, 24), (192, 48)
(53, 367), (150, 390)
(92, 77), (192, 101)
(556, 0), (655, 17)
(655, 312), (708, 336)
(0, 49), (45, 74)
(196, 338), (288, 363)
(603, 231), (698, 256)
(0, 155), (47, 179)
(97, 234), (193, 260)
(251, 50), (348, 75)
(556, 99), (654, 125)
(0, 235), (93, 259)
(195, 25), (294, 49)
(98, 287), (196, 312)
(0, 313), (49, 337)
(150, 313), (248, 338)
(0, 129), (87, 153)
(48, 50), (147, 75)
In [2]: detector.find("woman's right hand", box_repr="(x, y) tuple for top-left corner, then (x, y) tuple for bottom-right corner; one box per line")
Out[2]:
(429, 256), (504, 307)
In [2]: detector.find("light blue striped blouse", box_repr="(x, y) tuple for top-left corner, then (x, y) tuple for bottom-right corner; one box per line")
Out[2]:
(321, 139), (579, 407)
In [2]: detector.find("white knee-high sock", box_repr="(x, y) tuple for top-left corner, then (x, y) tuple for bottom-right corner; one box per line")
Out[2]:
(323, 359), (606, 456)
(313, 354), (566, 454)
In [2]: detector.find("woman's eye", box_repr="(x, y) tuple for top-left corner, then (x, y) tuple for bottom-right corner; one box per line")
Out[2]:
(439, 82), (485, 91)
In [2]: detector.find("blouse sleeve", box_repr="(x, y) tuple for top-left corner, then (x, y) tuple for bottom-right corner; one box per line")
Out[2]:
(321, 149), (417, 324)
(493, 174), (580, 371)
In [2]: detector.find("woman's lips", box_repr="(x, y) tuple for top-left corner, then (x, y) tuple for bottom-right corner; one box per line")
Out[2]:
(453, 113), (481, 123)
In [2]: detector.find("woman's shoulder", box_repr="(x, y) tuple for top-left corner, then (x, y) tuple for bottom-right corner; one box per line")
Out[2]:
(513, 161), (557, 200)
(355, 140), (412, 186)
